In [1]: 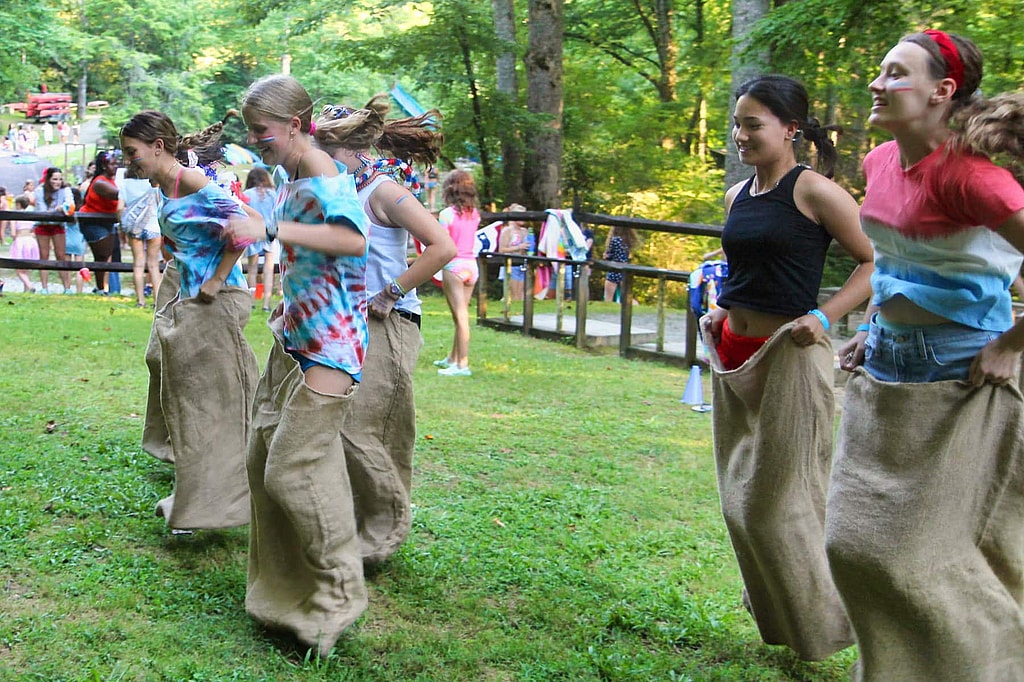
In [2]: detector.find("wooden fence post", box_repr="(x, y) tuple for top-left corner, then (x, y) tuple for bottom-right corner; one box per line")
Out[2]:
(575, 262), (590, 349)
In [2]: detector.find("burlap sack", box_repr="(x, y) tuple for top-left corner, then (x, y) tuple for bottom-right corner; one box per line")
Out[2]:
(246, 323), (367, 657)
(827, 369), (1024, 681)
(152, 285), (257, 530)
(142, 262), (180, 464)
(702, 320), (853, 660)
(342, 312), (421, 564)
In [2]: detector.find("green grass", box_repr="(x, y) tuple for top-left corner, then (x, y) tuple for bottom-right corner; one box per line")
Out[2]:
(0, 290), (854, 681)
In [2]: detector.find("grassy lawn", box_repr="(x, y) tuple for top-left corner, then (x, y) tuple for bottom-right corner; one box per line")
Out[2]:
(0, 290), (854, 681)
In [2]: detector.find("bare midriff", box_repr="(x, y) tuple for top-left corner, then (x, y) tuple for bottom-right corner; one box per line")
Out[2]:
(879, 295), (951, 326)
(726, 306), (795, 338)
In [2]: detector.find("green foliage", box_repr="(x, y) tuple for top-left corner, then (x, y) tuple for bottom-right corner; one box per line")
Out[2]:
(7, 0), (1024, 272)
(0, 294), (856, 680)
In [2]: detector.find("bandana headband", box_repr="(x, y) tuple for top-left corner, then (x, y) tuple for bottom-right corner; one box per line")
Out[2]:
(923, 29), (965, 92)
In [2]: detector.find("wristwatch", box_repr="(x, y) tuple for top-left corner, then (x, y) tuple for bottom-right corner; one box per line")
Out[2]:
(387, 280), (406, 298)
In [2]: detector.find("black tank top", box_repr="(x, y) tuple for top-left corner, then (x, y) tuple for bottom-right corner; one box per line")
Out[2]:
(717, 165), (833, 317)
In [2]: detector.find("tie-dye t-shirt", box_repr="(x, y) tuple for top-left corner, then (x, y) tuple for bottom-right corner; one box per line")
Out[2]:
(276, 167), (369, 379)
(861, 141), (1024, 331)
(159, 182), (249, 299)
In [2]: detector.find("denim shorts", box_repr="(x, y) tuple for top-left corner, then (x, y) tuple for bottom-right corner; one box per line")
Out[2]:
(78, 219), (115, 244)
(864, 314), (1000, 383)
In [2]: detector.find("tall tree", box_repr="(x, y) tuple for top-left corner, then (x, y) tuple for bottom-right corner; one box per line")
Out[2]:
(491, 0), (524, 204)
(724, 0), (769, 187)
(523, 0), (563, 209)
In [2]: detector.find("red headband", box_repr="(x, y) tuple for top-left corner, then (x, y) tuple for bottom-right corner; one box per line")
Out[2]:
(923, 29), (965, 92)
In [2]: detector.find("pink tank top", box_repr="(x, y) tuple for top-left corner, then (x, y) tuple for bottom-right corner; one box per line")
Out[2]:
(440, 206), (481, 259)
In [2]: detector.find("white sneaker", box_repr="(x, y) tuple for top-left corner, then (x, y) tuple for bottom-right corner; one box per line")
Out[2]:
(433, 358), (452, 368)
(438, 365), (472, 377)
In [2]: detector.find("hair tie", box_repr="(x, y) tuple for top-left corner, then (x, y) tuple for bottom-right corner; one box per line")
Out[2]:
(308, 120), (317, 135)
(923, 29), (965, 92)
(322, 104), (354, 120)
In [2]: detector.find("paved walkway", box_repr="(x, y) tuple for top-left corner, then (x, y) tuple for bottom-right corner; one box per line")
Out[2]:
(0, 116), (104, 190)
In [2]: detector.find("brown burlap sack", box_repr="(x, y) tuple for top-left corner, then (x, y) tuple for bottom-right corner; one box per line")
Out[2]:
(827, 369), (1024, 681)
(152, 285), (257, 530)
(142, 262), (180, 463)
(702, 320), (853, 661)
(246, 324), (367, 657)
(342, 312), (421, 564)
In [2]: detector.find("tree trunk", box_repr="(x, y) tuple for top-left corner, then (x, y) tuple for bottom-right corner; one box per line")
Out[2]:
(724, 0), (770, 188)
(77, 62), (87, 123)
(653, 0), (677, 102)
(492, 0), (524, 205)
(524, 0), (564, 210)
(456, 26), (493, 203)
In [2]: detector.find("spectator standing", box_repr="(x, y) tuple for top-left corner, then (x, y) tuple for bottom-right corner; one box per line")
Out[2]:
(77, 151), (120, 294)
(602, 226), (639, 302)
(433, 169), (481, 376)
(33, 167), (75, 293)
(241, 166), (278, 312)
(9, 195), (40, 292)
(498, 203), (529, 301)
(118, 168), (163, 307)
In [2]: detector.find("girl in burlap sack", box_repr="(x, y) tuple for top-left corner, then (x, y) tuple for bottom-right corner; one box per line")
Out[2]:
(234, 74), (371, 658)
(314, 96), (455, 565)
(700, 75), (874, 660)
(829, 32), (1024, 681)
(120, 110), (262, 532)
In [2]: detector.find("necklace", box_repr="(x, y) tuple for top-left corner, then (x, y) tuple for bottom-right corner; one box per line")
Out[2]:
(750, 174), (782, 196)
(749, 165), (798, 197)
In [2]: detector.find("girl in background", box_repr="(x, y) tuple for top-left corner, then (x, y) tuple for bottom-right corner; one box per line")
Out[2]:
(602, 226), (639, 302)
(315, 94), (455, 564)
(242, 166), (278, 312)
(33, 167), (74, 293)
(77, 151), (120, 294)
(10, 195), (40, 292)
(498, 203), (529, 302)
(237, 74), (370, 657)
(118, 167), (163, 307)
(434, 169), (480, 376)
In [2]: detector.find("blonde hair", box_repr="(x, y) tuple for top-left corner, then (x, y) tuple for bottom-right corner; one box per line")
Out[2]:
(949, 92), (1024, 185)
(241, 75), (314, 134)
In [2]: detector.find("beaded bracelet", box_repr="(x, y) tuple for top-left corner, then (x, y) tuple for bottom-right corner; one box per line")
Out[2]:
(807, 308), (830, 331)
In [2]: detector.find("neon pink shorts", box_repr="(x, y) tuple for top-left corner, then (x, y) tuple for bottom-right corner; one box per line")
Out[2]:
(444, 258), (479, 286)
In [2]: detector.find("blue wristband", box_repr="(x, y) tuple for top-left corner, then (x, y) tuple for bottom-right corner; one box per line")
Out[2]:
(807, 308), (830, 331)
(856, 323), (870, 333)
